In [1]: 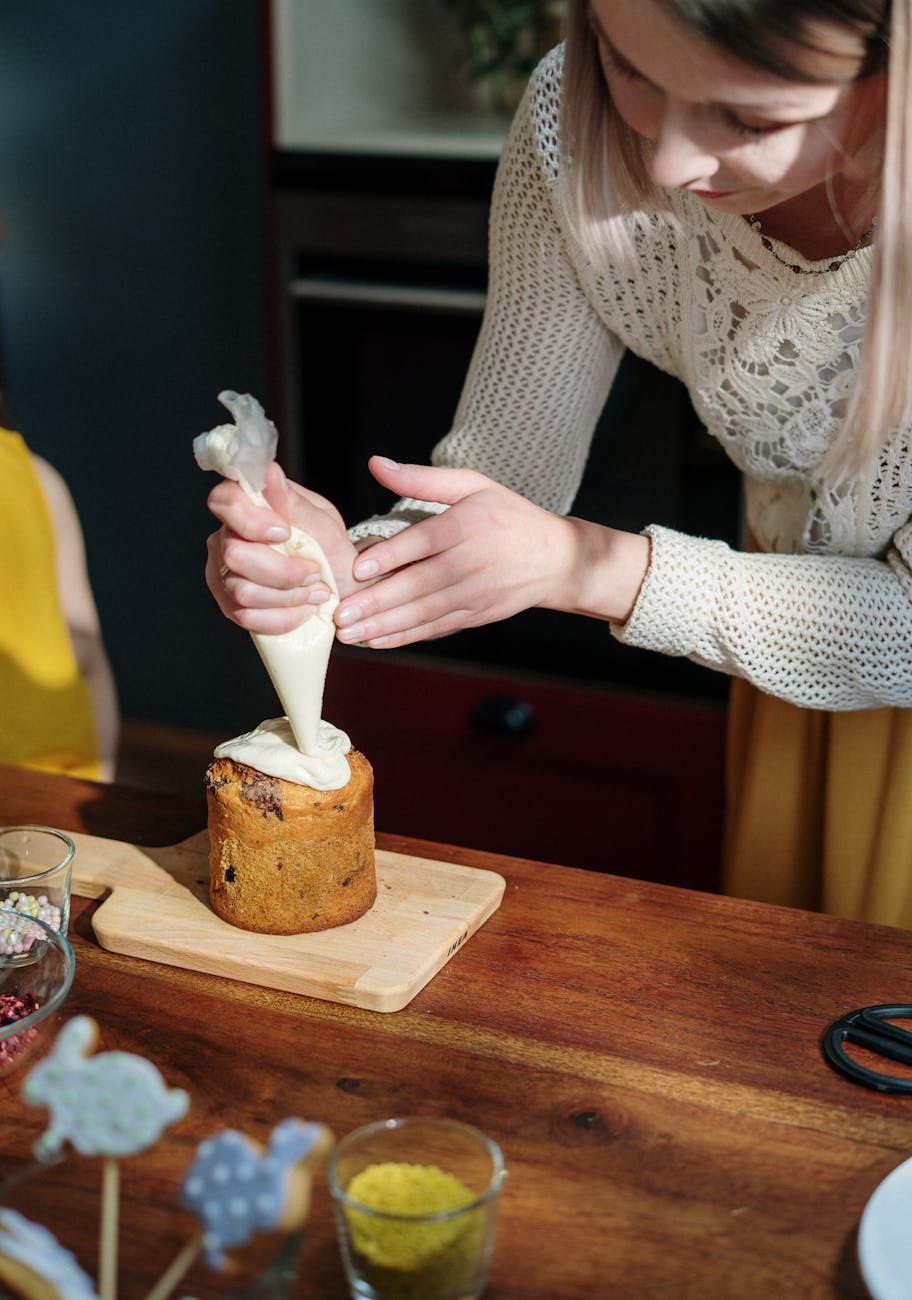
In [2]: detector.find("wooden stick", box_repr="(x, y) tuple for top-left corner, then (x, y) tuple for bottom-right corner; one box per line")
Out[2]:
(143, 1231), (203, 1300)
(99, 1158), (120, 1300)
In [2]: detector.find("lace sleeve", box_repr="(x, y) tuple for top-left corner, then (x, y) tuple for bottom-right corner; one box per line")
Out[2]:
(348, 51), (624, 545)
(613, 523), (912, 709)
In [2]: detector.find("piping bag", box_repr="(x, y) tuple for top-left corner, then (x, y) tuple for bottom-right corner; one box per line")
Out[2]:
(194, 391), (349, 783)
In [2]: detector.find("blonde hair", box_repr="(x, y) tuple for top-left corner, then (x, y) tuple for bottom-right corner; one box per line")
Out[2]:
(559, 0), (910, 481)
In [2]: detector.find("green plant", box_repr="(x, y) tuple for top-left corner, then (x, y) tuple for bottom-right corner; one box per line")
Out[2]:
(442, 0), (561, 88)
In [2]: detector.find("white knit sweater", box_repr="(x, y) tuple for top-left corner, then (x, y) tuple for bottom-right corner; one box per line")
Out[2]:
(349, 46), (912, 712)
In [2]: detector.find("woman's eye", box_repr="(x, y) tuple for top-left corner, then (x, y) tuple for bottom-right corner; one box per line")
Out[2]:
(599, 43), (644, 82)
(722, 110), (786, 138)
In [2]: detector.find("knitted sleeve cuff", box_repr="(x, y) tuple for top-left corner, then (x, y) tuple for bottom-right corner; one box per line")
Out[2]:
(347, 500), (449, 548)
(610, 523), (734, 670)
(612, 523), (912, 709)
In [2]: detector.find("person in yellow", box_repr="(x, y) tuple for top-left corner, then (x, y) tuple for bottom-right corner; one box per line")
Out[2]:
(0, 397), (118, 781)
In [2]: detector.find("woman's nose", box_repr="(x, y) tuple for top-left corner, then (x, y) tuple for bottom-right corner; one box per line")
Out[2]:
(647, 105), (719, 189)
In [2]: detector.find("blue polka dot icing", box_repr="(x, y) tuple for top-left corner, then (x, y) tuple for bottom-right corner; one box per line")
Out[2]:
(180, 1119), (331, 1268)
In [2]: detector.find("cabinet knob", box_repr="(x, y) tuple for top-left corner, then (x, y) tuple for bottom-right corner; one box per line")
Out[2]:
(470, 694), (536, 737)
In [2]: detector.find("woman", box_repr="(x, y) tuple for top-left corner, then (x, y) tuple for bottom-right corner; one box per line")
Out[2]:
(207, 0), (912, 923)
(0, 393), (118, 780)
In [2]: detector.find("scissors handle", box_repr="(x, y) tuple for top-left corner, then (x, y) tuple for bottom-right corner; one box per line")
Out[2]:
(822, 1004), (912, 1093)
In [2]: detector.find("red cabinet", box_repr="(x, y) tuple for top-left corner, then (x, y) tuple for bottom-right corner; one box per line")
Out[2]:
(323, 648), (726, 893)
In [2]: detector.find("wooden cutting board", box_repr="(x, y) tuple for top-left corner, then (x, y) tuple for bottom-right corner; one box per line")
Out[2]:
(68, 831), (505, 1013)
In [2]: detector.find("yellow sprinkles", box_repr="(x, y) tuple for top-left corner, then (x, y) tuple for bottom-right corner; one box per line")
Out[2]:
(344, 1161), (484, 1297)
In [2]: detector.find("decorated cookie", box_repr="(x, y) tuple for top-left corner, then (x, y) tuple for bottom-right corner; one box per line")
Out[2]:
(0, 1209), (99, 1300)
(21, 1016), (189, 1159)
(180, 1118), (333, 1268)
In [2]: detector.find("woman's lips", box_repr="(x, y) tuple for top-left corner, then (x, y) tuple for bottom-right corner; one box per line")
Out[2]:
(690, 188), (735, 199)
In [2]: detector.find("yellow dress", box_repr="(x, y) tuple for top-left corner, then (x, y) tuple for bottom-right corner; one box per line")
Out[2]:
(723, 677), (912, 927)
(0, 428), (100, 780)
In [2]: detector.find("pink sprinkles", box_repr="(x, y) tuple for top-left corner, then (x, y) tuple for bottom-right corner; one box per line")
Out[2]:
(0, 993), (40, 1069)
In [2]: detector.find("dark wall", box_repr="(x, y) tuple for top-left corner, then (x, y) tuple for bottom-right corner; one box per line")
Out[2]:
(0, 0), (279, 733)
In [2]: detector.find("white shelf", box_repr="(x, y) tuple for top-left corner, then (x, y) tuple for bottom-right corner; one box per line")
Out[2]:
(271, 0), (513, 161)
(276, 126), (506, 161)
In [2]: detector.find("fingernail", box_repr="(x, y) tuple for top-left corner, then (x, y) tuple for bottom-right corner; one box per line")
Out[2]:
(335, 604), (362, 628)
(265, 525), (290, 542)
(374, 456), (400, 471)
(353, 557), (379, 579)
(306, 589), (329, 604)
(337, 623), (366, 643)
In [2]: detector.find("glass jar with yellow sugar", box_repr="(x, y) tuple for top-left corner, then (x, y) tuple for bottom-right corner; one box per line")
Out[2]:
(328, 1117), (506, 1300)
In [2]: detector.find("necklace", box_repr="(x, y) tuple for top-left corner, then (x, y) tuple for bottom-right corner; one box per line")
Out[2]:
(745, 213), (878, 274)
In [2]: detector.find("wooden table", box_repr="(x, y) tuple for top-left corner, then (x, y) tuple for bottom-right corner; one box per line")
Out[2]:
(1, 763), (911, 1298)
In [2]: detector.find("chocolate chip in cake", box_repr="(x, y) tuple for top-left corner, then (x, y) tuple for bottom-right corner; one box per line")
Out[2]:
(239, 771), (284, 819)
(225, 866), (236, 883)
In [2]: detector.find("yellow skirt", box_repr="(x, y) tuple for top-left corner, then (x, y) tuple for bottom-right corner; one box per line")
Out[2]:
(723, 678), (912, 927)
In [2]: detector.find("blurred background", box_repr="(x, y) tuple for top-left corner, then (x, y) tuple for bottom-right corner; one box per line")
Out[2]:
(0, 0), (739, 888)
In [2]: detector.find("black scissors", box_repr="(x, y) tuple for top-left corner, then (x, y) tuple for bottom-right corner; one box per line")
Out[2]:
(822, 1004), (912, 1093)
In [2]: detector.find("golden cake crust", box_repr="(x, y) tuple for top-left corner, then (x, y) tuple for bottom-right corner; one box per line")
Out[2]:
(205, 748), (376, 934)
(0, 1255), (63, 1300)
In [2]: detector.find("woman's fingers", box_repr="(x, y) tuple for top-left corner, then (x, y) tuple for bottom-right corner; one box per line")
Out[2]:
(205, 528), (331, 633)
(352, 515), (454, 581)
(219, 531), (323, 593)
(228, 602), (323, 635)
(336, 548), (486, 646)
(225, 569), (329, 611)
(352, 459), (493, 583)
(205, 458), (569, 647)
(207, 480), (290, 544)
(260, 462), (360, 598)
(335, 472), (583, 649)
(206, 460), (357, 605)
(343, 607), (472, 651)
(367, 454), (491, 504)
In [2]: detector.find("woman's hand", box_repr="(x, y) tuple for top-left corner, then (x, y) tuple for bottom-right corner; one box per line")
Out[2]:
(333, 457), (650, 649)
(205, 461), (359, 635)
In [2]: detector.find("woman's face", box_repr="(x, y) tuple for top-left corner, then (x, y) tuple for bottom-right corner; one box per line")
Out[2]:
(588, 0), (884, 216)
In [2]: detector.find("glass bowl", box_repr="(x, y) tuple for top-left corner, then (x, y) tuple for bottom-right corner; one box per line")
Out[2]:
(0, 826), (75, 937)
(0, 910), (75, 1078)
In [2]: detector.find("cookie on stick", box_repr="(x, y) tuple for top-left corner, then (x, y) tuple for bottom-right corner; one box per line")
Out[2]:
(144, 1118), (334, 1299)
(21, 1016), (189, 1300)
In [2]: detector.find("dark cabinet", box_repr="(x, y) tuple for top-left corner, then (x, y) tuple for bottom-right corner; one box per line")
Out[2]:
(324, 649), (726, 893)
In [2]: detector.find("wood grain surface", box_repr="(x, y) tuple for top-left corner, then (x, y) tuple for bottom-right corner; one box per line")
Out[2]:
(1, 764), (912, 1298)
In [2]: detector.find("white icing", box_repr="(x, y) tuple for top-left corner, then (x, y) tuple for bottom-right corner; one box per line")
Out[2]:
(195, 393), (351, 789)
(214, 716), (352, 791)
(193, 423), (241, 478)
(251, 518), (339, 759)
(0, 1210), (99, 1299)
